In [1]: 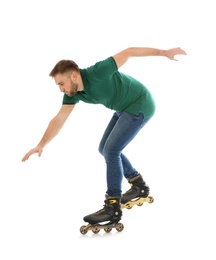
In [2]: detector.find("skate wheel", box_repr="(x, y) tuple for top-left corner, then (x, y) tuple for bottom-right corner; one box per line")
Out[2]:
(92, 227), (100, 234)
(80, 225), (88, 235)
(126, 203), (132, 209)
(116, 223), (124, 232)
(148, 196), (154, 203)
(104, 227), (112, 233)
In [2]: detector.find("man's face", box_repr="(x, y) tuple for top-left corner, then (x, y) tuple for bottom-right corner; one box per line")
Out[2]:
(55, 72), (78, 97)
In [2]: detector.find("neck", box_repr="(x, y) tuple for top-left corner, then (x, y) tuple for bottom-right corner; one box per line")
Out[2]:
(77, 74), (84, 91)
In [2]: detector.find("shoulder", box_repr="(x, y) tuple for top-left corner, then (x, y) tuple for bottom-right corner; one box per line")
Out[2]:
(85, 57), (118, 79)
(62, 93), (80, 105)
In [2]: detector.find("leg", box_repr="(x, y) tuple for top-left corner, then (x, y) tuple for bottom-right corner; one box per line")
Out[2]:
(82, 112), (151, 226)
(99, 111), (150, 197)
(99, 113), (144, 179)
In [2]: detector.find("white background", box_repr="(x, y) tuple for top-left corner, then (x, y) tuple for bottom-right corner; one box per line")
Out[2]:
(0, 0), (215, 259)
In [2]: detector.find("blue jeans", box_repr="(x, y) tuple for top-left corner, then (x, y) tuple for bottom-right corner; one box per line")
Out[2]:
(98, 111), (151, 197)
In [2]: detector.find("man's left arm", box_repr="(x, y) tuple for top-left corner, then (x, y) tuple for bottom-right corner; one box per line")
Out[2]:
(112, 47), (187, 68)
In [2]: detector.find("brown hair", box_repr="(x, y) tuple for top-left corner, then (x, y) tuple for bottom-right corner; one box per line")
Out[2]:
(49, 60), (80, 77)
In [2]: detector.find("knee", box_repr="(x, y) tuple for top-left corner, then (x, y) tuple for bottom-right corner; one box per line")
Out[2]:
(99, 143), (114, 157)
(99, 141), (120, 158)
(101, 144), (119, 159)
(98, 143), (104, 155)
(98, 143), (112, 158)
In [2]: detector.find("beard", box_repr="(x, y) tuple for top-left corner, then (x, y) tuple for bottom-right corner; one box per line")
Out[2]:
(66, 81), (78, 97)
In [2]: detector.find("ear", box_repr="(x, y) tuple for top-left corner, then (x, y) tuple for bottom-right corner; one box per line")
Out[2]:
(71, 71), (77, 81)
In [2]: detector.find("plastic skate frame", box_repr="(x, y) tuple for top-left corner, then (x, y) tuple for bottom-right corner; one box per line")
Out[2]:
(80, 221), (124, 235)
(121, 196), (154, 209)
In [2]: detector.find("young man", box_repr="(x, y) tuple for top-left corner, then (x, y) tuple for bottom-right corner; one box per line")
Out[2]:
(22, 47), (186, 225)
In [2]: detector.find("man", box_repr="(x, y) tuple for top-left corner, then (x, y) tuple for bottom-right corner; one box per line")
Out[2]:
(22, 47), (186, 225)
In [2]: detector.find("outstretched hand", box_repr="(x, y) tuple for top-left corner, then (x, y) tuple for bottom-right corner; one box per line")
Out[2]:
(166, 47), (187, 61)
(22, 146), (43, 162)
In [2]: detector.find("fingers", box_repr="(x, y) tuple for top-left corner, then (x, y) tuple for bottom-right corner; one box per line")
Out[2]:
(21, 147), (42, 162)
(171, 57), (178, 61)
(22, 150), (34, 161)
(22, 153), (30, 162)
(169, 47), (187, 61)
(177, 47), (187, 55)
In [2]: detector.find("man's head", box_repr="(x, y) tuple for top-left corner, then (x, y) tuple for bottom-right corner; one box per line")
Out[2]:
(50, 60), (81, 97)
(49, 60), (80, 77)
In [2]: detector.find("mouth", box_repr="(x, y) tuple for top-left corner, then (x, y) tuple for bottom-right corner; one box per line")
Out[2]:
(66, 92), (74, 97)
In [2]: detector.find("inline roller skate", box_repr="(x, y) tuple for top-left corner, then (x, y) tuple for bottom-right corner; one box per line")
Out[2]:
(121, 173), (154, 209)
(80, 195), (124, 235)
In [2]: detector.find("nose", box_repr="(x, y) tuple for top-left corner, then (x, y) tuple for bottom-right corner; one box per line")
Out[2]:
(59, 86), (65, 93)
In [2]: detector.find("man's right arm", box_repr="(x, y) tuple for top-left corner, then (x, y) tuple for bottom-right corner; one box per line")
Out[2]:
(22, 104), (75, 162)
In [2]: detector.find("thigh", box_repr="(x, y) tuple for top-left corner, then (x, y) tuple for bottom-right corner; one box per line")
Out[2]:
(98, 112), (119, 154)
(104, 112), (149, 153)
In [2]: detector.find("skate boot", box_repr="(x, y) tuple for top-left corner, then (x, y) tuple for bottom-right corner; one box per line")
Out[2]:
(80, 195), (124, 235)
(121, 174), (154, 209)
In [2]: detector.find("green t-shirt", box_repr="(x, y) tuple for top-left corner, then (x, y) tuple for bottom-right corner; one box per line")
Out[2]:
(63, 57), (156, 118)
